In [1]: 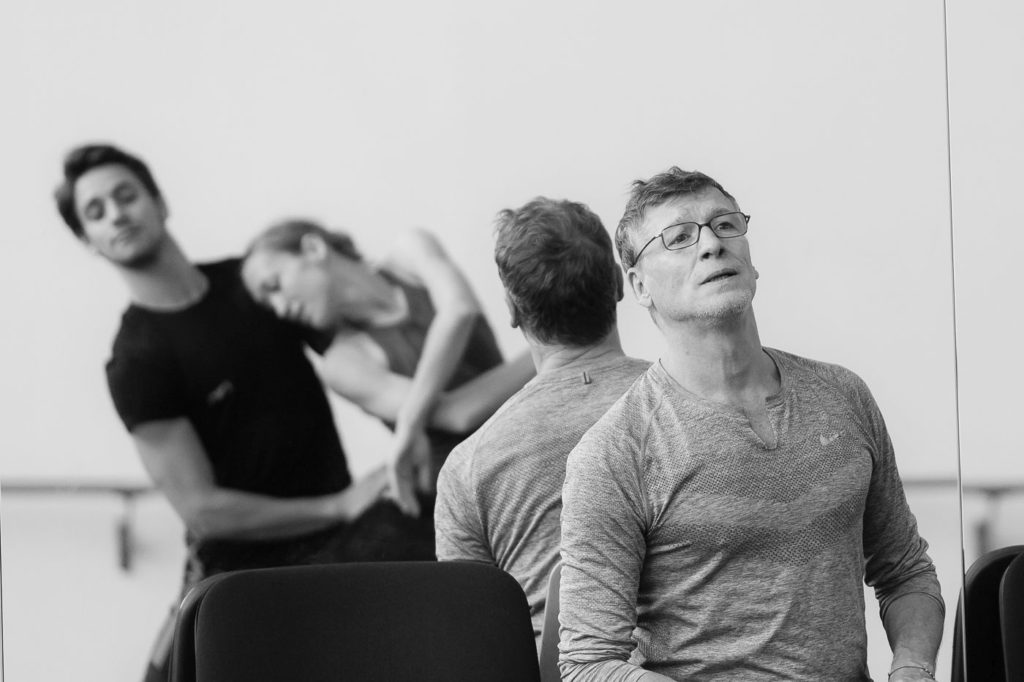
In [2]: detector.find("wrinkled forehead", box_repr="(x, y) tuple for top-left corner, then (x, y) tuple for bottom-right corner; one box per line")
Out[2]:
(637, 187), (739, 240)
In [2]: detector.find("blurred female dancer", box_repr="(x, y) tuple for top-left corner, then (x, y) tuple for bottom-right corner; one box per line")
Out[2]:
(242, 220), (534, 525)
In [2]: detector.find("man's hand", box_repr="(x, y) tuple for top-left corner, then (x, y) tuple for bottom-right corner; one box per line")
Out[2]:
(385, 428), (432, 517)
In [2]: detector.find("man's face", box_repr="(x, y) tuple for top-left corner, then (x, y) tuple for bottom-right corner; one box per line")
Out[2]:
(241, 247), (336, 330)
(626, 187), (757, 325)
(74, 164), (168, 268)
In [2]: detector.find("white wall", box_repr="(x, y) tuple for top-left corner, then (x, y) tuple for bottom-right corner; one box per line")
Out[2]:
(1, 1), (980, 680)
(948, 0), (1024, 483)
(1, 0), (957, 480)
(946, 0), (1024, 572)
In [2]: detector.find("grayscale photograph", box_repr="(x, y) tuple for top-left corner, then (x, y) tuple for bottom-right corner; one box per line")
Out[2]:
(3, 1), (1022, 680)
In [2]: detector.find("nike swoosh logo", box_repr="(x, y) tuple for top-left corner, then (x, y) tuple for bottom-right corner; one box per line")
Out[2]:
(206, 380), (234, 405)
(819, 433), (840, 447)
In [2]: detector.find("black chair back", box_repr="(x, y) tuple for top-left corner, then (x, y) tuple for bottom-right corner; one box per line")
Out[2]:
(170, 561), (540, 682)
(1000, 552), (1024, 681)
(952, 545), (1024, 682)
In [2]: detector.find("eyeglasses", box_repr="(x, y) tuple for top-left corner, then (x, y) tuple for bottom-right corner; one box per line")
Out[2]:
(631, 212), (751, 266)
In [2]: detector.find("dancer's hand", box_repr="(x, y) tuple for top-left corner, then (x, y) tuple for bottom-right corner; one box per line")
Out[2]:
(385, 428), (431, 517)
(334, 466), (389, 521)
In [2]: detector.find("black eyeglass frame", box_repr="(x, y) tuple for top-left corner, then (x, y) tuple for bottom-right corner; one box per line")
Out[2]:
(630, 212), (751, 267)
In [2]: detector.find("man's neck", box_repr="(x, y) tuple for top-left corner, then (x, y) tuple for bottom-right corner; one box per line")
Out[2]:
(530, 328), (626, 375)
(659, 310), (777, 405)
(118, 239), (208, 311)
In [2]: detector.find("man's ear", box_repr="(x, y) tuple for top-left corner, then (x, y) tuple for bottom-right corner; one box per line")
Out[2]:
(503, 293), (520, 328)
(626, 266), (653, 310)
(299, 232), (330, 262)
(157, 197), (170, 221)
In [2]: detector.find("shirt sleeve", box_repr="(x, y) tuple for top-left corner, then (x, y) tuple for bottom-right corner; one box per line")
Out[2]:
(298, 325), (335, 355)
(105, 324), (187, 432)
(434, 442), (494, 564)
(853, 375), (945, 619)
(558, 414), (650, 682)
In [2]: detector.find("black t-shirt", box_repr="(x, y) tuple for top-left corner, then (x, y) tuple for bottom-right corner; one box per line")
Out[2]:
(106, 259), (351, 573)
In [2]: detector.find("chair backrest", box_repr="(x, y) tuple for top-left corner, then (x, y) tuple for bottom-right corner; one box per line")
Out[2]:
(538, 560), (563, 682)
(1000, 552), (1024, 681)
(951, 545), (1024, 682)
(170, 570), (228, 682)
(170, 561), (540, 682)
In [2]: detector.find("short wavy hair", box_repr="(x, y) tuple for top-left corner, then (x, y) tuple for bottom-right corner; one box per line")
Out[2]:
(54, 144), (163, 240)
(615, 167), (737, 268)
(494, 197), (621, 347)
(246, 218), (362, 262)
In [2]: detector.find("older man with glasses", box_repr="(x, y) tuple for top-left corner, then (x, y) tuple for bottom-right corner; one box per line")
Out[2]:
(557, 167), (944, 682)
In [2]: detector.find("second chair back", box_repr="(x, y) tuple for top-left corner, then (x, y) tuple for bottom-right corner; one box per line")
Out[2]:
(1000, 552), (1024, 681)
(171, 561), (540, 682)
(952, 545), (1024, 682)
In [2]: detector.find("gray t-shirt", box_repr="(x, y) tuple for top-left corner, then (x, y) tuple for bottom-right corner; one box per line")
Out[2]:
(559, 348), (944, 682)
(435, 353), (650, 650)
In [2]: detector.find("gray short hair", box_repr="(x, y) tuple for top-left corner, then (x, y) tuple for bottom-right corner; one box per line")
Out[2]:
(616, 167), (737, 268)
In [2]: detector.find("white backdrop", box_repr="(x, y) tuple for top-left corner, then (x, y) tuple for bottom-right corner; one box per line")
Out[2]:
(947, 0), (1024, 487)
(1, 0), (958, 481)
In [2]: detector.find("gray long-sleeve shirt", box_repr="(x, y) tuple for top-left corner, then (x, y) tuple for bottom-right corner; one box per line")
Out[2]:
(558, 348), (943, 681)
(436, 354), (650, 650)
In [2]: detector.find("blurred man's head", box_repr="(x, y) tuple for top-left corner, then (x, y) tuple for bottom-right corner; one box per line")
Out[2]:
(55, 144), (169, 267)
(494, 197), (622, 348)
